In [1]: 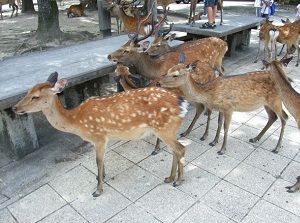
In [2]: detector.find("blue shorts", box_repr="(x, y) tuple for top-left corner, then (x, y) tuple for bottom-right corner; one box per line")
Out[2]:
(206, 0), (218, 7)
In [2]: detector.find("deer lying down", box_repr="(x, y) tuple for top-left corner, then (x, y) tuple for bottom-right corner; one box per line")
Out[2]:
(157, 53), (288, 155)
(266, 57), (300, 192)
(13, 72), (188, 197)
(67, 0), (87, 17)
(0, 0), (18, 19)
(115, 62), (217, 155)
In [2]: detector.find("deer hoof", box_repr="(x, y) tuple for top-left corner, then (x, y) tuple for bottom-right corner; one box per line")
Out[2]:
(151, 150), (158, 156)
(271, 148), (279, 154)
(173, 181), (181, 187)
(165, 177), (175, 183)
(209, 141), (217, 147)
(217, 150), (225, 155)
(92, 190), (103, 197)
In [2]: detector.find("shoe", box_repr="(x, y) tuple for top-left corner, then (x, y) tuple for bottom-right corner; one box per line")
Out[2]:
(200, 22), (215, 29)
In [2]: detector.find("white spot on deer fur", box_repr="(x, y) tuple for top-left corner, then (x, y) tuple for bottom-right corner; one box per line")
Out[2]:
(84, 124), (89, 128)
(84, 119), (87, 123)
(96, 118), (100, 122)
(79, 120), (83, 123)
(139, 123), (147, 128)
(101, 117), (105, 122)
(161, 107), (168, 112)
(180, 157), (185, 164)
(131, 113), (137, 117)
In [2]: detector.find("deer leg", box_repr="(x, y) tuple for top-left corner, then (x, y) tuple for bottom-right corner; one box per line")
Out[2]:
(249, 106), (278, 145)
(93, 141), (107, 197)
(180, 103), (205, 137)
(296, 44), (299, 67)
(151, 138), (161, 155)
(217, 112), (232, 155)
(286, 175), (300, 193)
(254, 39), (261, 63)
(200, 108), (212, 141)
(159, 133), (185, 186)
(277, 44), (285, 56)
(210, 112), (224, 147)
(272, 108), (288, 153)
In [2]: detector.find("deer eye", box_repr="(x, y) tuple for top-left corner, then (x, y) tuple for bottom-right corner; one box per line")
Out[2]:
(31, 96), (40, 101)
(124, 50), (129, 53)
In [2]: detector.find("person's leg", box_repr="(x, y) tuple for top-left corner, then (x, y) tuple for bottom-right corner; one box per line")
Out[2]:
(206, 7), (214, 24)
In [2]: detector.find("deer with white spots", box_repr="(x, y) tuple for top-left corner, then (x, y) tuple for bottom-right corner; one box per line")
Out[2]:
(13, 72), (188, 197)
(156, 53), (288, 155)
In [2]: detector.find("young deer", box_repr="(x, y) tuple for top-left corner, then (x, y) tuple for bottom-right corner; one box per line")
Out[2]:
(157, 53), (288, 155)
(266, 57), (300, 193)
(115, 62), (217, 154)
(0, 0), (18, 19)
(67, 0), (87, 17)
(13, 72), (188, 197)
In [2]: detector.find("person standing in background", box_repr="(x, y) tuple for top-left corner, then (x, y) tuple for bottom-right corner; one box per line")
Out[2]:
(295, 3), (300, 20)
(200, 0), (218, 29)
(254, 0), (261, 17)
(261, 0), (273, 18)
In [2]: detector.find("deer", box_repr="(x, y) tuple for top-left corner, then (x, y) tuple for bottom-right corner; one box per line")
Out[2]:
(13, 72), (188, 197)
(254, 19), (300, 66)
(143, 25), (225, 76)
(67, 0), (88, 18)
(0, 0), (18, 19)
(114, 59), (217, 155)
(156, 52), (288, 155)
(263, 57), (300, 193)
(107, 21), (227, 79)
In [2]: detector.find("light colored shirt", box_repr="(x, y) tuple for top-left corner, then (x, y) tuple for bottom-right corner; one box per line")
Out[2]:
(254, 0), (261, 8)
(261, 0), (273, 15)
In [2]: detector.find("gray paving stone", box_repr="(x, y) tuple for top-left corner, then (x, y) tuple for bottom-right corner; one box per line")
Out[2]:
(259, 133), (300, 159)
(81, 150), (134, 181)
(201, 180), (259, 222)
(191, 148), (240, 178)
(49, 165), (96, 203)
(281, 160), (300, 183)
(113, 140), (154, 163)
(293, 151), (300, 162)
(264, 179), (300, 217)
(179, 138), (209, 163)
(175, 202), (235, 223)
(8, 185), (66, 223)
(0, 208), (17, 223)
(245, 114), (281, 133)
(39, 205), (88, 223)
(244, 148), (291, 176)
(274, 124), (300, 145)
(242, 200), (300, 223)
(106, 203), (160, 223)
(136, 184), (196, 223)
(178, 163), (220, 199)
(71, 185), (131, 223)
(138, 150), (174, 179)
(107, 165), (161, 201)
(225, 162), (275, 197)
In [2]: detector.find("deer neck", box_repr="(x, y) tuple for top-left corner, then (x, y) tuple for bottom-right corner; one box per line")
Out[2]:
(130, 52), (163, 79)
(42, 96), (79, 134)
(270, 63), (300, 125)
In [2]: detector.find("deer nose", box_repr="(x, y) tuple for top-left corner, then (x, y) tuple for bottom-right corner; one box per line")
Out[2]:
(156, 82), (161, 87)
(12, 106), (17, 113)
(107, 54), (111, 60)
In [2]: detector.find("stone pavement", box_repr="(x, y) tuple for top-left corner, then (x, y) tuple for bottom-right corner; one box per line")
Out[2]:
(1, 2), (300, 223)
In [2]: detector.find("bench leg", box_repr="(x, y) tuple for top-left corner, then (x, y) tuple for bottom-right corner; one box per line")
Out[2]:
(225, 34), (237, 57)
(0, 108), (39, 159)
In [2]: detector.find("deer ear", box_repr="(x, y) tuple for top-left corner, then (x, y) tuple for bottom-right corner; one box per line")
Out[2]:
(281, 57), (293, 67)
(186, 60), (199, 71)
(141, 41), (150, 51)
(47, 72), (58, 87)
(167, 33), (176, 42)
(262, 60), (270, 69)
(51, 79), (67, 94)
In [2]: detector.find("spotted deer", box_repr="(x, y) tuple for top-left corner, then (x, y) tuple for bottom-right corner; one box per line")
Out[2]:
(157, 53), (288, 155)
(254, 19), (300, 66)
(115, 61), (217, 154)
(143, 26), (226, 75)
(265, 57), (300, 193)
(0, 0), (18, 19)
(13, 72), (188, 197)
(107, 23), (227, 78)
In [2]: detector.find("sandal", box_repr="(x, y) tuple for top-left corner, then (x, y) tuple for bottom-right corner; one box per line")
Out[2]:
(212, 21), (217, 27)
(200, 22), (215, 29)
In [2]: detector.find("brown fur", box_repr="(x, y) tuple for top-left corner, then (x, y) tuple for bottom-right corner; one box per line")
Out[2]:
(13, 73), (188, 197)
(67, 1), (87, 17)
(157, 56), (288, 155)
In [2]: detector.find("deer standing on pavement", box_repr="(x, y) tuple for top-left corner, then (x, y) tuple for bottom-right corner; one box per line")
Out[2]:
(0, 0), (18, 19)
(157, 53), (288, 155)
(115, 59), (217, 154)
(265, 57), (300, 193)
(67, 0), (88, 17)
(13, 72), (188, 197)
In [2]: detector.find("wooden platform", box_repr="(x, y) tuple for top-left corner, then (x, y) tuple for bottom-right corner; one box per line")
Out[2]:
(172, 15), (264, 57)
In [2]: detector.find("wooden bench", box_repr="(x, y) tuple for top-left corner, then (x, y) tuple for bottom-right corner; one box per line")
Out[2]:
(0, 35), (184, 159)
(172, 15), (264, 57)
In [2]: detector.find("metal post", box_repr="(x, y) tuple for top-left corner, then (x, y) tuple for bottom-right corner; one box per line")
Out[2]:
(97, 0), (112, 37)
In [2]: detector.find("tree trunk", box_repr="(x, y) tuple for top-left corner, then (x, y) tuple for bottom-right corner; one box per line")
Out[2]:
(35, 0), (63, 40)
(22, 0), (35, 12)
